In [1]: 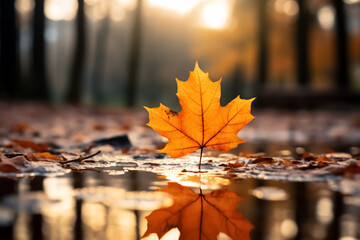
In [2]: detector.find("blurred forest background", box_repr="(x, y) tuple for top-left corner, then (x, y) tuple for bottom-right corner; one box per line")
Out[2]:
(1, 0), (360, 109)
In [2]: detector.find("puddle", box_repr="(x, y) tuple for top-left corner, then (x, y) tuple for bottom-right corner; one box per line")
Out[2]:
(0, 167), (359, 240)
(1, 149), (360, 239)
(0, 104), (359, 239)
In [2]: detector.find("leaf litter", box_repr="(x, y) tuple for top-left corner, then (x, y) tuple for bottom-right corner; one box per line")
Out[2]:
(0, 102), (359, 197)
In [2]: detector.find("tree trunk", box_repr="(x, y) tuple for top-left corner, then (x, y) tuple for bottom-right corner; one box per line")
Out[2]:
(333, 0), (349, 89)
(32, 0), (49, 100)
(0, 0), (20, 99)
(91, 15), (110, 104)
(66, 0), (86, 104)
(296, 0), (309, 87)
(126, 0), (143, 107)
(257, 0), (268, 87)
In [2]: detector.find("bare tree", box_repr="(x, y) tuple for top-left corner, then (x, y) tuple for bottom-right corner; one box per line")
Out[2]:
(126, 0), (143, 107)
(32, 0), (49, 100)
(296, 0), (309, 86)
(91, 14), (110, 104)
(333, 0), (349, 89)
(0, 0), (20, 98)
(66, 0), (86, 104)
(257, 0), (268, 87)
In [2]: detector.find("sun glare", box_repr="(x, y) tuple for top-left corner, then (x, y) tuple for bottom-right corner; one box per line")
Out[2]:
(117, 0), (136, 8)
(148, 0), (203, 15)
(201, 1), (230, 29)
(45, 0), (78, 21)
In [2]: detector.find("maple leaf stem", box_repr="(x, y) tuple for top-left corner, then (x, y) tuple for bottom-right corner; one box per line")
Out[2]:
(199, 147), (204, 171)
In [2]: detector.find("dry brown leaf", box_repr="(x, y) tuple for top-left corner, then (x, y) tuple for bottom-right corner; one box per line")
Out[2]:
(0, 155), (30, 173)
(315, 155), (333, 162)
(252, 157), (274, 165)
(302, 152), (316, 161)
(0, 163), (21, 173)
(280, 158), (293, 167)
(226, 161), (244, 171)
(10, 138), (48, 152)
(10, 122), (32, 133)
(331, 163), (360, 175)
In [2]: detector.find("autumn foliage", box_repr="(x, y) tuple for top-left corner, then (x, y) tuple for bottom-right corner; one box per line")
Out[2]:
(143, 182), (253, 240)
(145, 62), (255, 160)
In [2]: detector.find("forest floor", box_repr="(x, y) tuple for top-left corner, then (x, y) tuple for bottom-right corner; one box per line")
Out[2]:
(0, 101), (359, 189)
(0, 101), (360, 240)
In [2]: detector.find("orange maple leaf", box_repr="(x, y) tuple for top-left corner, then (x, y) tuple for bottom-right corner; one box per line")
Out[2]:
(143, 182), (253, 240)
(145, 62), (255, 167)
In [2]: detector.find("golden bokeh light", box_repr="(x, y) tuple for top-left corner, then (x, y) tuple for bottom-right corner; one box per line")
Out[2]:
(317, 5), (335, 30)
(200, 1), (230, 29)
(85, 1), (109, 20)
(115, 0), (137, 10)
(15, 0), (34, 14)
(283, 0), (298, 16)
(82, 202), (107, 231)
(274, 0), (299, 16)
(280, 219), (298, 238)
(110, 5), (126, 22)
(147, 0), (203, 15)
(45, 0), (78, 21)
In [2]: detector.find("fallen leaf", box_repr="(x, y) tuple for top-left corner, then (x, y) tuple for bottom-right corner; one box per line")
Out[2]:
(10, 122), (32, 133)
(280, 158), (293, 167)
(302, 152), (316, 161)
(25, 152), (61, 162)
(145, 62), (255, 163)
(0, 155), (30, 173)
(143, 182), (253, 240)
(331, 163), (360, 175)
(35, 152), (61, 161)
(226, 161), (244, 171)
(315, 155), (332, 162)
(92, 123), (105, 130)
(10, 138), (48, 152)
(252, 157), (274, 165)
(240, 151), (265, 158)
(147, 162), (160, 166)
(26, 152), (40, 162)
(296, 161), (329, 170)
(0, 163), (21, 173)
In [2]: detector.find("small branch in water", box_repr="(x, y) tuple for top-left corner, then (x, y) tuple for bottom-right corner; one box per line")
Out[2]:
(60, 150), (101, 164)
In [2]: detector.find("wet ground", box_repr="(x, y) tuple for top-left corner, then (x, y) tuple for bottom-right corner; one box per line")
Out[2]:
(0, 102), (359, 240)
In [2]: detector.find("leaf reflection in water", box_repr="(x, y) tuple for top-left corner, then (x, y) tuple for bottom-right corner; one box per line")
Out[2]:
(142, 182), (253, 240)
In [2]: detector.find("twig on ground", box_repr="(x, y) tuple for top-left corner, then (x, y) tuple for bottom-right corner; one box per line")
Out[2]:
(60, 150), (101, 164)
